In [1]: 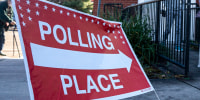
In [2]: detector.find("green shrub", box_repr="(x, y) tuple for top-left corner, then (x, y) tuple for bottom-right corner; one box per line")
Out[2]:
(122, 16), (156, 66)
(103, 14), (156, 66)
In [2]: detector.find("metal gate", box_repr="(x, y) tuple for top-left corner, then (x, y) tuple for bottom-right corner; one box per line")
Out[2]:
(103, 0), (199, 76)
(157, 0), (191, 76)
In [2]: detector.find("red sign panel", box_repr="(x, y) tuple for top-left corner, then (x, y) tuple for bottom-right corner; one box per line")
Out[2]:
(12, 0), (154, 100)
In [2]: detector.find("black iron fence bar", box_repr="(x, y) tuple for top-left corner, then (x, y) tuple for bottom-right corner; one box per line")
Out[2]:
(155, 1), (160, 45)
(185, 0), (191, 76)
(159, 55), (185, 68)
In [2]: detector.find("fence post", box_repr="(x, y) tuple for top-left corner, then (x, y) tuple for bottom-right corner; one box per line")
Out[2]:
(185, 0), (191, 77)
(155, 1), (160, 45)
(155, 1), (161, 63)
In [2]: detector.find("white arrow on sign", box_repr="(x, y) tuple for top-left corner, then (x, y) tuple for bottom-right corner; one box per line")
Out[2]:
(30, 43), (132, 72)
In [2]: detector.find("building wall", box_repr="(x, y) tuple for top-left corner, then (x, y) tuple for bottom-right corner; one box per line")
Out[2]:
(92, 0), (138, 16)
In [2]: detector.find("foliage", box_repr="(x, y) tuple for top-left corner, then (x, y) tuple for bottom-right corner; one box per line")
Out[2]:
(103, 13), (156, 66)
(62, 0), (93, 14)
(104, 13), (156, 66)
(121, 16), (156, 65)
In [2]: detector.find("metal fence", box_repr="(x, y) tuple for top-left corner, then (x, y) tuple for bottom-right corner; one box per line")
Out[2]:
(103, 0), (199, 76)
(158, 0), (191, 76)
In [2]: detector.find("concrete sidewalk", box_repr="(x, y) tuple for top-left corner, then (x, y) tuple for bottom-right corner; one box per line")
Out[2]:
(0, 59), (29, 100)
(1, 58), (200, 100)
(0, 29), (23, 59)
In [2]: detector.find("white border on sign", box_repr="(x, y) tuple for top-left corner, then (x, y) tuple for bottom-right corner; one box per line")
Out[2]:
(12, 0), (155, 100)
(93, 87), (152, 100)
(11, 0), (35, 100)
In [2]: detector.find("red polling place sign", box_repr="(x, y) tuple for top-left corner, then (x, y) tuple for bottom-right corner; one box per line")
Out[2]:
(12, 0), (154, 100)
